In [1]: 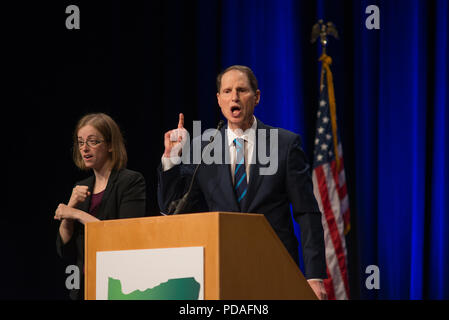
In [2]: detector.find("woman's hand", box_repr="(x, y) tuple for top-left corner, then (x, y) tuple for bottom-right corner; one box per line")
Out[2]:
(55, 203), (99, 225)
(54, 203), (79, 221)
(67, 185), (91, 208)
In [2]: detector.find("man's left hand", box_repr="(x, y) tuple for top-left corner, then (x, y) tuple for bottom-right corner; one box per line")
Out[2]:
(307, 279), (328, 300)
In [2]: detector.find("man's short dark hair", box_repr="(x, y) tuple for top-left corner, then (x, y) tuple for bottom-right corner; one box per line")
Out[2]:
(216, 65), (259, 93)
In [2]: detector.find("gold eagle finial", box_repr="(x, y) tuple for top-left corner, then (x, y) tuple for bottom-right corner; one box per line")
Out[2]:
(311, 20), (339, 53)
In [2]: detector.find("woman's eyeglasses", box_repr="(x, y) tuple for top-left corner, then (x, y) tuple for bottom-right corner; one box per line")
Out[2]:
(77, 139), (104, 149)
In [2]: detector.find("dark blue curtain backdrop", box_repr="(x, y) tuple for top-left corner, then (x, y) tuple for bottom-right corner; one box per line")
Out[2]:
(352, 0), (449, 299)
(5, 0), (448, 300)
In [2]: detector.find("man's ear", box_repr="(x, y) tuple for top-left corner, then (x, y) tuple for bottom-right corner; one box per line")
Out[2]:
(255, 89), (261, 105)
(217, 92), (222, 109)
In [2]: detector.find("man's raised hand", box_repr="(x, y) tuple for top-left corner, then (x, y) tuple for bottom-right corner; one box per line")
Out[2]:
(163, 113), (188, 158)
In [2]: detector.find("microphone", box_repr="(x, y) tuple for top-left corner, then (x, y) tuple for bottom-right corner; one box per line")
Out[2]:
(168, 120), (225, 214)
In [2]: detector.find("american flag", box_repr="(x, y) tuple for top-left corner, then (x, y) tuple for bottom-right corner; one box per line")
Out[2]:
(312, 56), (351, 300)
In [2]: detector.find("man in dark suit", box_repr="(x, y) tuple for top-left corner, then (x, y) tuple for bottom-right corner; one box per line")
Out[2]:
(157, 65), (327, 299)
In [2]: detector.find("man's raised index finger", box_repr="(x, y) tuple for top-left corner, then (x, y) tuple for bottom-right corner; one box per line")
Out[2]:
(178, 113), (184, 128)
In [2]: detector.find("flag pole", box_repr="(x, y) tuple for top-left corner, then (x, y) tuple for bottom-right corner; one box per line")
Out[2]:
(310, 21), (351, 300)
(311, 20), (341, 172)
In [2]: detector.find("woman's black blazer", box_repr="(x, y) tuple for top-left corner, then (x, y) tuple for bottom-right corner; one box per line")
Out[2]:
(56, 168), (146, 300)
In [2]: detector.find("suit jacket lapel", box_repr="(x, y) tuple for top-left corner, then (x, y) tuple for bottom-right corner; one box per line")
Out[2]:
(95, 169), (119, 220)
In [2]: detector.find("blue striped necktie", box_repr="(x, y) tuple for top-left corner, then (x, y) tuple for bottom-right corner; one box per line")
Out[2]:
(234, 138), (248, 207)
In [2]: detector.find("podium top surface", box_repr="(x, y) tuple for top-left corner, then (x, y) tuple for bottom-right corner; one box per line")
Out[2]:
(86, 211), (265, 226)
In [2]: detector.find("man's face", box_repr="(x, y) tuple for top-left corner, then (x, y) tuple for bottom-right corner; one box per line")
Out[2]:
(217, 70), (260, 130)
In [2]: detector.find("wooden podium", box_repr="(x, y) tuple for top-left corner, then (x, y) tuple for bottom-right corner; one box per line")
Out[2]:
(85, 212), (317, 300)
